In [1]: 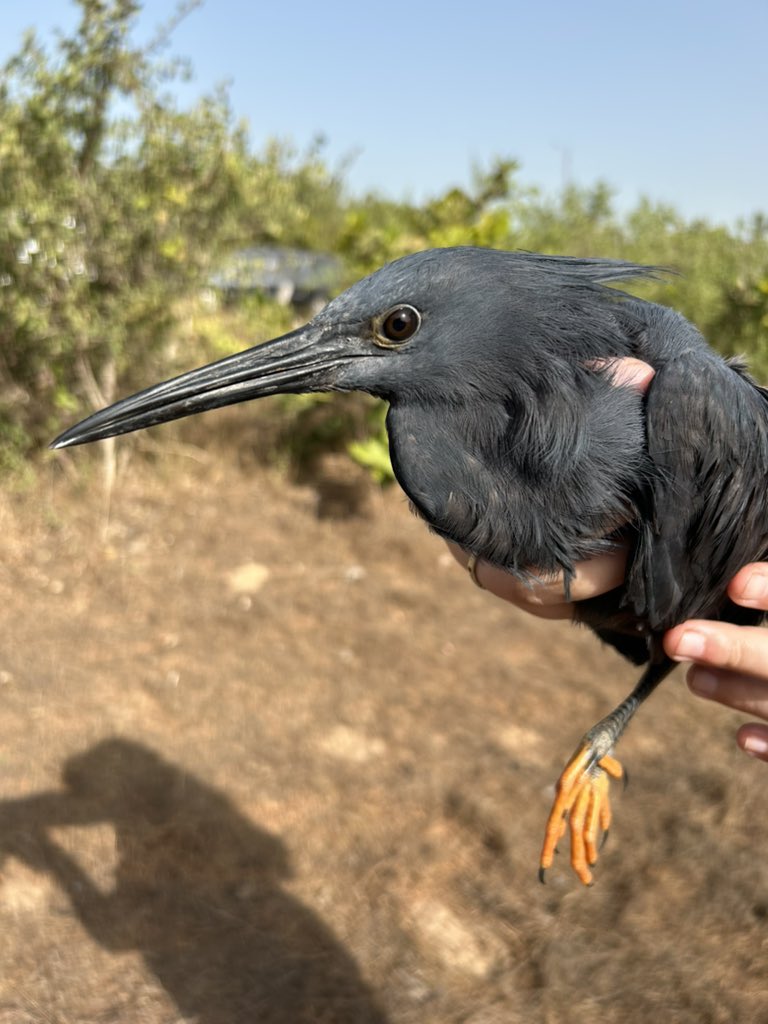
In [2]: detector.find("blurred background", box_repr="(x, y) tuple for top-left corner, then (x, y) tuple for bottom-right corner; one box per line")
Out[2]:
(1, 3), (768, 1023)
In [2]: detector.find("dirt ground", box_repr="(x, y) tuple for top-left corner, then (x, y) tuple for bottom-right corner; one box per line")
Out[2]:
(1, 431), (767, 1023)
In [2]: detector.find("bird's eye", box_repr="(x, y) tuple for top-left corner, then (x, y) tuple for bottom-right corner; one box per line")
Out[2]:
(374, 305), (421, 348)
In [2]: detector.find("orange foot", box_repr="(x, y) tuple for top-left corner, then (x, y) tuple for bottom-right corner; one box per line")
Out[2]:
(539, 747), (624, 885)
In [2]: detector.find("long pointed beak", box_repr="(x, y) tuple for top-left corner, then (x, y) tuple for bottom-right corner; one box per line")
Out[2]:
(51, 324), (349, 449)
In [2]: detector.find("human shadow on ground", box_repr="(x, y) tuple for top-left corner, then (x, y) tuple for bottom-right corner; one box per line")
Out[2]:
(0, 737), (387, 1024)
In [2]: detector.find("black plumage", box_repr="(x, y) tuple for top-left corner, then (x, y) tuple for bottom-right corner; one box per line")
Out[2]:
(52, 247), (768, 882)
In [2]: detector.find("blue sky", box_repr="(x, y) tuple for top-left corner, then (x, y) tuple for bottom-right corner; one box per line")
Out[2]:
(3, 0), (766, 225)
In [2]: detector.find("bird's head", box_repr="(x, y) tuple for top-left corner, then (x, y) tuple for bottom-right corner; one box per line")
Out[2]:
(51, 247), (653, 449)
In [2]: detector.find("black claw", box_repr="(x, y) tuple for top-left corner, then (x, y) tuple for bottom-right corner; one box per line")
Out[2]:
(538, 867), (547, 884)
(600, 829), (610, 851)
(622, 767), (630, 791)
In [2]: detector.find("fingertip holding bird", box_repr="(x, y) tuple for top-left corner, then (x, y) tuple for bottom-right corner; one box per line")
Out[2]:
(667, 619), (768, 688)
(608, 358), (656, 394)
(664, 622), (731, 666)
(728, 564), (768, 609)
(667, 628), (708, 662)
(738, 725), (768, 761)
(586, 357), (656, 394)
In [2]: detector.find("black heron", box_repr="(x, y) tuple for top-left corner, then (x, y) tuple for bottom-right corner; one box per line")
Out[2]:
(52, 247), (768, 884)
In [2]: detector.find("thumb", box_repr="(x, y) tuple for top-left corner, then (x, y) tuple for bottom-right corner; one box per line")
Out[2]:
(596, 357), (656, 394)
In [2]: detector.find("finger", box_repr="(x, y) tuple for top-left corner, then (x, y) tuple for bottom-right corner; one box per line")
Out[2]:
(736, 724), (768, 761)
(446, 543), (572, 618)
(664, 619), (768, 679)
(587, 357), (656, 393)
(687, 666), (768, 719)
(727, 563), (768, 611)
(447, 543), (629, 615)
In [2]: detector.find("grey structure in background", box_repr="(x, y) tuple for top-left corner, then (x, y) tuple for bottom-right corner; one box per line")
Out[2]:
(210, 246), (343, 314)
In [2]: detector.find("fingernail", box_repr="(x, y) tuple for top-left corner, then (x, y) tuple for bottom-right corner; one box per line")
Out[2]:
(743, 734), (768, 757)
(741, 571), (768, 603)
(687, 669), (717, 697)
(672, 630), (707, 661)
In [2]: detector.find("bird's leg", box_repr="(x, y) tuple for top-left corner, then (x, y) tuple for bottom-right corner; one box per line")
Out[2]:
(539, 653), (674, 885)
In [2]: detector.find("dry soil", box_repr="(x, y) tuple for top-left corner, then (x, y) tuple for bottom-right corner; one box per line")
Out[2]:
(1, 441), (767, 1023)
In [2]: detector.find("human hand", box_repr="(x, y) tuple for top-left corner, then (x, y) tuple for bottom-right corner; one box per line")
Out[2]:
(447, 357), (656, 619)
(665, 563), (768, 762)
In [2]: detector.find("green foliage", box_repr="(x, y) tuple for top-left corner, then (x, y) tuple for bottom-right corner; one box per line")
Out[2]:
(1, 1), (767, 482)
(239, 137), (346, 252)
(338, 159), (522, 278)
(0, 0), (250, 456)
(0, 0), (344, 462)
(275, 392), (388, 479)
(347, 403), (394, 484)
(514, 187), (768, 377)
(340, 172), (768, 481)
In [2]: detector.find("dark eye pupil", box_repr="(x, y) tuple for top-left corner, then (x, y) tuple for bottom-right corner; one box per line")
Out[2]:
(383, 306), (419, 342)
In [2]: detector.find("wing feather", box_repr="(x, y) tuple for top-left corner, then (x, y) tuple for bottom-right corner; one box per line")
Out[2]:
(626, 354), (768, 630)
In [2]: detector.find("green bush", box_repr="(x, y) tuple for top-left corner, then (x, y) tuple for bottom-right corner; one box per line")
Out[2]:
(1, 2), (766, 480)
